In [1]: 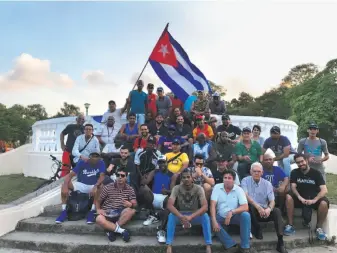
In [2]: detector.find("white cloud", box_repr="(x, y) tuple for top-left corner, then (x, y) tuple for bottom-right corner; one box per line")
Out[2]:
(82, 70), (116, 86)
(0, 53), (74, 91)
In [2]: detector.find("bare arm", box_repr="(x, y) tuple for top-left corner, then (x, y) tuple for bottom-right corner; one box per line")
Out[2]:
(167, 196), (183, 218)
(202, 174), (215, 186)
(63, 171), (76, 188)
(190, 198), (208, 219)
(275, 145), (290, 161)
(291, 182), (303, 200)
(313, 185), (328, 203)
(231, 203), (249, 215)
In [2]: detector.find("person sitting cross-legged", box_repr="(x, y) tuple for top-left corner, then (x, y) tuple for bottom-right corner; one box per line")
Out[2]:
(166, 168), (212, 253)
(95, 168), (137, 243)
(283, 154), (329, 241)
(55, 152), (106, 224)
(242, 162), (288, 253)
(211, 169), (257, 253)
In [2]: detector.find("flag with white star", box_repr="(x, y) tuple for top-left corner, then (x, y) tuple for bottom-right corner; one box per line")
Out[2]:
(149, 29), (211, 102)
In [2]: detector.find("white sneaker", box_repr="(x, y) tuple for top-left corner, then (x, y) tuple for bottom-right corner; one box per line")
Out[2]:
(157, 230), (166, 243)
(250, 232), (253, 239)
(143, 215), (159, 226)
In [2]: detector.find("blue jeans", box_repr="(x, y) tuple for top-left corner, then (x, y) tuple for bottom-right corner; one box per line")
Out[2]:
(215, 212), (251, 249)
(136, 114), (145, 125)
(166, 212), (212, 245)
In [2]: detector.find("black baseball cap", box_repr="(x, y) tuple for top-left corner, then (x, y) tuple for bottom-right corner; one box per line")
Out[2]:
(172, 138), (181, 145)
(157, 87), (164, 92)
(308, 123), (319, 129)
(168, 125), (176, 131)
(147, 136), (156, 144)
(147, 83), (154, 88)
(242, 127), (251, 133)
(216, 154), (228, 162)
(222, 114), (230, 120)
(270, 126), (281, 134)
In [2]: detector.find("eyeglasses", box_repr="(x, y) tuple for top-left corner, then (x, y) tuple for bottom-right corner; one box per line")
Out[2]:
(195, 162), (204, 166)
(116, 173), (126, 178)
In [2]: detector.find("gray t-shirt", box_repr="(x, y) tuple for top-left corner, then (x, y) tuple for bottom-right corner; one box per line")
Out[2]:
(170, 184), (205, 212)
(297, 138), (328, 174)
(156, 96), (172, 117)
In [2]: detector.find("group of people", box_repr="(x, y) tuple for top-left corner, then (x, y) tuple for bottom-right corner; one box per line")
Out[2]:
(55, 81), (331, 253)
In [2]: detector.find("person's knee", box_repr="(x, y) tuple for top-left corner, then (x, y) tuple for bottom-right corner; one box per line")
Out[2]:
(285, 194), (293, 202)
(203, 183), (212, 193)
(124, 207), (136, 216)
(272, 207), (282, 217)
(319, 199), (329, 209)
(240, 211), (251, 221)
(96, 214), (106, 225)
(202, 213), (210, 222)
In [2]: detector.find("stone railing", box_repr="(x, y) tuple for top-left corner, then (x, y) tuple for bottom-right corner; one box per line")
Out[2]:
(31, 114), (299, 154)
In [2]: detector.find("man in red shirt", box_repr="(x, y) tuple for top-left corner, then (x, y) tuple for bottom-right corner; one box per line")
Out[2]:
(147, 83), (157, 118)
(170, 95), (183, 112)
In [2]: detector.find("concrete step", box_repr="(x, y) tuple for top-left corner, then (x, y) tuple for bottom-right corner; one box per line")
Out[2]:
(0, 250), (50, 253)
(17, 215), (312, 236)
(0, 231), (330, 253)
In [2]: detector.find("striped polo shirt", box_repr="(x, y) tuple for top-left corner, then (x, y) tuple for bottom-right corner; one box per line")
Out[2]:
(100, 182), (136, 211)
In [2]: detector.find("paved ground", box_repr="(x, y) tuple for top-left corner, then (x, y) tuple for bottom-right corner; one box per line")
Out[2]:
(261, 246), (337, 252)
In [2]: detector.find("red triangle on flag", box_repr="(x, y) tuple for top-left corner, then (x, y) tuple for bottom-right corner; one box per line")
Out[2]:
(149, 31), (178, 67)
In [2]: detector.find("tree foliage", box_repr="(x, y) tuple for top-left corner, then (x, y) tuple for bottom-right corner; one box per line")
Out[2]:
(209, 80), (227, 97)
(282, 63), (319, 86)
(53, 102), (81, 118)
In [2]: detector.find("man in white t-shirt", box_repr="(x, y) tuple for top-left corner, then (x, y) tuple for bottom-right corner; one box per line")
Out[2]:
(101, 100), (125, 131)
(96, 116), (119, 152)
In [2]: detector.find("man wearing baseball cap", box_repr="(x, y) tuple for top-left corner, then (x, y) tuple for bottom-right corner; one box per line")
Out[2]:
(297, 123), (329, 181)
(147, 83), (157, 118)
(158, 125), (186, 154)
(209, 92), (226, 115)
(216, 115), (241, 144)
(263, 126), (292, 177)
(165, 138), (189, 174)
(192, 115), (214, 141)
(156, 87), (172, 118)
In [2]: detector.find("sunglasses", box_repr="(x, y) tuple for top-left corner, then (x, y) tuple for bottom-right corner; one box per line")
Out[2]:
(195, 162), (204, 166)
(116, 173), (126, 178)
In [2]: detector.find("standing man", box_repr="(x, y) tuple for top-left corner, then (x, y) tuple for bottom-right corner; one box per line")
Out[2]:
(101, 100), (123, 131)
(283, 154), (329, 240)
(60, 114), (85, 177)
(263, 126), (292, 177)
(241, 163), (287, 253)
(72, 124), (100, 164)
(127, 80), (148, 125)
(297, 123), (329, 181)
(166, 168), (212, 253)
(156, 87), (172, 119)
(216, 115), (241, 144)
(211, 169), (256, 253)
(209, 92), (226, 115)
(147, 83), (157, 119)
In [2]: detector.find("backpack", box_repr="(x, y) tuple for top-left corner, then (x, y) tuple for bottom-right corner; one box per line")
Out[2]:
(66, 191), (93, 221)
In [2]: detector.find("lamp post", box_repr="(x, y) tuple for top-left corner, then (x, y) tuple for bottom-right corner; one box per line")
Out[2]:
(84, 103), (90, 116)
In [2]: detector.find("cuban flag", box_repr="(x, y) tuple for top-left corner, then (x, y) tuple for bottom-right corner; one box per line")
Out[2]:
(149, 29), (212, 102)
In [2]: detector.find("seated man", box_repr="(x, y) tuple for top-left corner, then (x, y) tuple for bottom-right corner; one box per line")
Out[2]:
(158, 125), (186, 154)
(262, 153), (289, 210)
(96, 168), (137, 242)
(133, 124), (151, 152)
(119, 113), (140, 152)
(242, 162), (287, 253)
(55, 152), (106, 224)
(165, 138), (189, 174)
(188, 154), (215, 199)
(192, 115), (214, 141)
(138, 155), (178, 243)
(174, 115), (193, 144)
(191, 133), (217, 169)
(212, 154), (240, 186)
(211, 170), (257, 253)
(166, 168), (212, 253)
(235, 127), (262, 181)
(284, 154), (329, 241)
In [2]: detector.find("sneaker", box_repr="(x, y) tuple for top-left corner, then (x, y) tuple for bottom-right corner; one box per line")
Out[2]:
(106, 231), (116, 242)
(86, 210), (95, 224)
(316, 228), (327, 241)
(284, 224), (295, 236)
(55, 210), (67, 223)
(122, 229), (130, 242)
(143, 215), (159, 226)
(157, 230), (166, 243)
(250, 232), (253, 239)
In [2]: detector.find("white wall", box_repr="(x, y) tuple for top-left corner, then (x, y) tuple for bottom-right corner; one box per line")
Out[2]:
(0, 144), (31, 176)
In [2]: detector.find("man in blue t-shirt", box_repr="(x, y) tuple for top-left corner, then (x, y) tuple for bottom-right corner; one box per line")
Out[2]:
(158, 125), (186, 154)
(55, 152), (106, 224)
(262, 153), (289, 210)
(127, 80), (148, 125)
(263, 126), (292, 177)
(136, 155), (178, 243)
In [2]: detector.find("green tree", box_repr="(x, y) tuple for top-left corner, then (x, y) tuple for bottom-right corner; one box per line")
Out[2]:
(208, 80), (227, 97)
(282, 63), (319, 86)
(54, 102), (81, 117)
(26, 104), (48, 121)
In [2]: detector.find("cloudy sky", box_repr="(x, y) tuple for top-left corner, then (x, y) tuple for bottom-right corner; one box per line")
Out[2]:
(1, 1), (337, 116)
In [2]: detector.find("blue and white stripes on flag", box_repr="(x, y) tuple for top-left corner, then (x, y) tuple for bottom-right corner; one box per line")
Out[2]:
(149, 30), (212, 102)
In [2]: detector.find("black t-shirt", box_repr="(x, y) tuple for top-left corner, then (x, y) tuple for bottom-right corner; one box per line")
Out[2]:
(212, 169), (225, 184)
(290, 168), (325, 199)
(175, 124), (192, 138)
(109, 157), (135, 175)
(148, 122), (168, 137)
(216, 124), (241, 140)
(62, 124), (84, 151)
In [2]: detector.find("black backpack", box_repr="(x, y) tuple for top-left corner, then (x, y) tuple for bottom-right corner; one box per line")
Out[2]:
(66, 191), (93, 221)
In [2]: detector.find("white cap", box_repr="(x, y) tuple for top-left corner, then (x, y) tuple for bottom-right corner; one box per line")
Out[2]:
(212, 92), (220, 97)
(158, 154), (167, 161)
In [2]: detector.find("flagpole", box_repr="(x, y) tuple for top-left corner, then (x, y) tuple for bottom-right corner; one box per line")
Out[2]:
(130, 22), (169, 91)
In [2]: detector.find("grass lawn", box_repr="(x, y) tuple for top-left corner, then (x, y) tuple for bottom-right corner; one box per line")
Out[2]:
(0, 174), (46, 204)
(326, 173), (337, 205)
